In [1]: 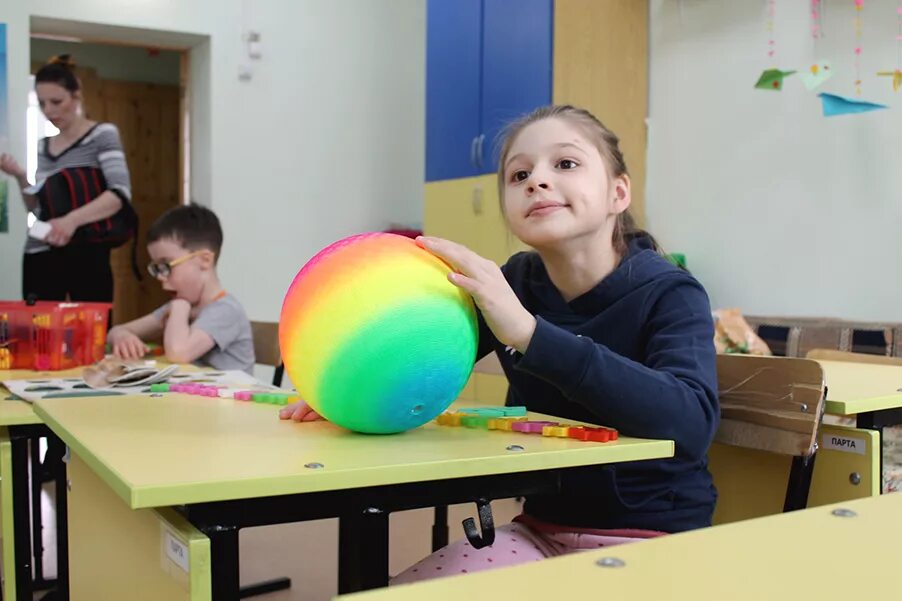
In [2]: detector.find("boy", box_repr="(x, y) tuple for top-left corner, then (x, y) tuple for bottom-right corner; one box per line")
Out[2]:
(108, 204), (255, 373)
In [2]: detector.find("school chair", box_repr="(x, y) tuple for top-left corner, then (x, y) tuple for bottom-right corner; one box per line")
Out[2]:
(806, 348), (902, 366)
(744, 315), (900, 358)
(245, 321), (292, 597)
(710, 354), (826, 524)
(251, 321), (285, 386)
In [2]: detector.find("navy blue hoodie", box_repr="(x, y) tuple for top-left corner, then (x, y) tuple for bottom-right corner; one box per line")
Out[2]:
(478, 236), (719, 533)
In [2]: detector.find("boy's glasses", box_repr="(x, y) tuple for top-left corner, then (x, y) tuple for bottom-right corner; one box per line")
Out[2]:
(147, 250), (207, 279)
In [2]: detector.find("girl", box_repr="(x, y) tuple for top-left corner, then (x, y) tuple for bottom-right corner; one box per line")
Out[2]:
(281, 105), (719, 580)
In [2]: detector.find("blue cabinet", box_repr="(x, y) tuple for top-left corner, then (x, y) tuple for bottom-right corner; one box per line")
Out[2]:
(426, 0), (553, 182)
(425, 0), (483, 182)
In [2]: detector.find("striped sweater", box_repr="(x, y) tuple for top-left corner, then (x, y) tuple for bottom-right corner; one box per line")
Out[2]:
(25, 122), (133, 253)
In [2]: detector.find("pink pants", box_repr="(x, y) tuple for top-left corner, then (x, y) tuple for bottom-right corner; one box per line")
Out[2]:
(391, 515), (664, 585)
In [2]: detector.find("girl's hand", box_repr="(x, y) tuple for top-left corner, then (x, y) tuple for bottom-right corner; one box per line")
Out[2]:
(279, 399), (324, 422)
(0, 154), (25, 179)
(46, 215), (78, 246)
(416, 236), (536, 353)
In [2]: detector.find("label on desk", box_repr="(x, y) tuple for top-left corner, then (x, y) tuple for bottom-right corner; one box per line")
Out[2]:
(163, 529), (190, 572)
(822, 433), (866, 455)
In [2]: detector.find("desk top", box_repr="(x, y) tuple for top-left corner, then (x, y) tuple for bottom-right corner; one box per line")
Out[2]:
(0, 367), (86, 427)
(0, 362), (202, 427)
(34, 393), (673, 509)
(820, 360), (902, 415)
(337, 492), (902, 600)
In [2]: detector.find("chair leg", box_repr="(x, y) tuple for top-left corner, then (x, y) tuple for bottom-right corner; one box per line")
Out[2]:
(783, 454), (817, 512)
(240, 577), (291, 598)
(272, 364), (285, 388)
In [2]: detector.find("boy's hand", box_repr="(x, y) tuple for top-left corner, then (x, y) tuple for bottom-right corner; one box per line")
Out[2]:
(169, 298), (192, 314)
(108, 327), (149, 360)
(279, 399), (324, 422)
(416, 236), (536, 353)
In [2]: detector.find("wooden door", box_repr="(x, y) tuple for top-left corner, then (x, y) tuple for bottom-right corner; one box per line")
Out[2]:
(92, 80), (180, 324)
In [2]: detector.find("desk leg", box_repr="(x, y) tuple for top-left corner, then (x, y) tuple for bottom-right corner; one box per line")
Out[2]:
(53, 438), (69, 601)
(10, 437), (33, 601)
(431, 505), (449, 552)
(338, 508), (389, 593)
(205, 525), (241, 601)
(857, 411), (886, 493)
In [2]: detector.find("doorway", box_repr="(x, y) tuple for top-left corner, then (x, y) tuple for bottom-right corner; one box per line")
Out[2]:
(28, 33), (189, 324)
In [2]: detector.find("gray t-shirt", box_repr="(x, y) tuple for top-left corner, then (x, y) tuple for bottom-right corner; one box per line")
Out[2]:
(153, 294), (255, 373)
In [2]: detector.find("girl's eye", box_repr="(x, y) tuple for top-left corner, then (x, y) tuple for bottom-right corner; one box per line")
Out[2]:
(511, 170), (529, 182)
(557, 159), (578, 170)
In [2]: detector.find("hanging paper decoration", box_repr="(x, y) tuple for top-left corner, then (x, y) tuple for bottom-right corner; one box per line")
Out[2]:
(755, 0), (795, 91)
(767, 0), (776, 59)
(877, 69), (902, 91)
(802, 62), (833, 90)
(818, 92), (887, 116)
(803, 1), (833, 90)
(876, 2), (902, 91)
(755, 69), (797, 90)
(853, 0), (864, 96)
(810, 0), (824, 40)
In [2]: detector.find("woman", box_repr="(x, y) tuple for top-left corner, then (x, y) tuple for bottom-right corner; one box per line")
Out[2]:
(0, 54), (135, 302)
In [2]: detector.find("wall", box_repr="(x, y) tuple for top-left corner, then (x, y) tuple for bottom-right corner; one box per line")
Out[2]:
(647, 0), (901, 320)
(31, 37), (181, 85)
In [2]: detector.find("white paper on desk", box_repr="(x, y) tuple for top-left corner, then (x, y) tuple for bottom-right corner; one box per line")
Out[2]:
(4, 369), (273, 403)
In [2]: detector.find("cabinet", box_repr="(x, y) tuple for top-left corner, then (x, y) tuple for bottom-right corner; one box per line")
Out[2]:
(425, 0), (552, 182)
(424, 175), (527, 265)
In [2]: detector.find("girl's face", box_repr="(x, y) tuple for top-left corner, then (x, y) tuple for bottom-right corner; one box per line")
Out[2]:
(36, 82), (81, 130)
(501, 117), (630, 251)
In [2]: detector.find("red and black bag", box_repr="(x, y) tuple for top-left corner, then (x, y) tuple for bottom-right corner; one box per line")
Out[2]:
(35, 166), (137, 248)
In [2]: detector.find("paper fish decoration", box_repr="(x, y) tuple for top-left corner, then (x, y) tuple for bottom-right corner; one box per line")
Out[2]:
(755, 68), (797, 91)
(877, 70), (902, 92)
(818, 93), (888, 117)
(801, 61), (833, 91)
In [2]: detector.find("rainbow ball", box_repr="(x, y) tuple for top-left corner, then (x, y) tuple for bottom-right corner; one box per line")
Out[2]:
(279, 233), (478, 434)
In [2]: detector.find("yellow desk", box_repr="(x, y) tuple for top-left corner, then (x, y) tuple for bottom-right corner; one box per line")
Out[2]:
(820, 360), (902, 489)
(821, 360), (902, 416)
(337, 492), (902, 600)
(0, 362), (198, 600)
(33, 393), (673, 599)
(1, 368), (81, 601)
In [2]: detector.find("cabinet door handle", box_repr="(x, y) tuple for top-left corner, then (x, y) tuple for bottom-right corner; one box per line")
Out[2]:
(470, 136), (479, 169)
(476, 134), (486, 169)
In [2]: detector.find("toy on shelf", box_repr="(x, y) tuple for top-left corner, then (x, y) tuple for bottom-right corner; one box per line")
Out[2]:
(436, 407), (619, 442)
